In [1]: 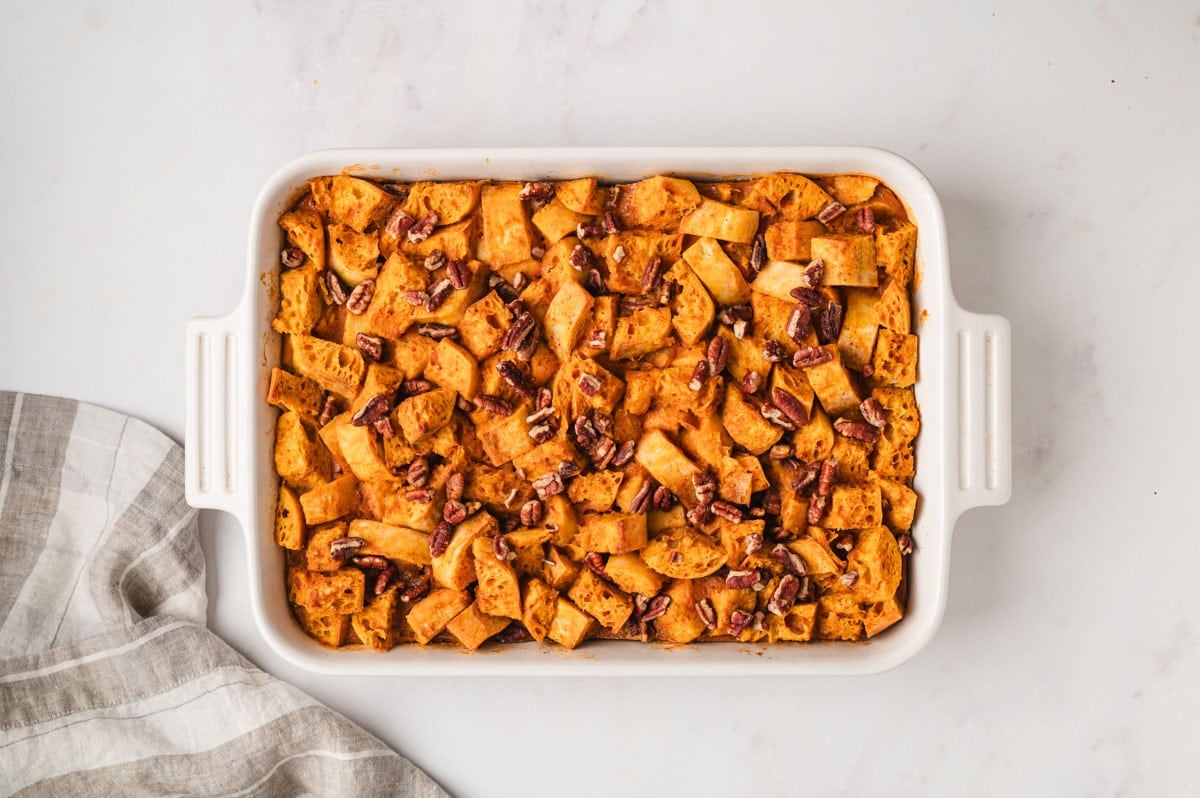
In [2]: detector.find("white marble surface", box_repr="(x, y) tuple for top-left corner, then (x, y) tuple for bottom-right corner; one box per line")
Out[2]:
(2, 1), (1197, 795)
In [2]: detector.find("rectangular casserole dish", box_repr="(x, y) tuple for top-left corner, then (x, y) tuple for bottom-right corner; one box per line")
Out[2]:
(184, 147), (1011, 675)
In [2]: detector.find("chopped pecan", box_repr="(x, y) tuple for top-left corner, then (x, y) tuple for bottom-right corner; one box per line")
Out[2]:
(832, 532), (855, 555)
(856, 206), (875, 233)
(612, 244), (626, 263)
(577, 372), (602, 397)
(590, 437), (616, 469)
(839, 570), (859, 588)
(572, 415), (599, 450)
(519, 499), (544, 527)
(425, 278), (453, 311)
(611, 439), (635, 468)
(536, 387), (553, 410)
(415, 323), (458, 340)
(372, 417), (395, 439)
(350, 554), (391, 571)
(444, 471), (464, 501)
(791, 460), (822, 493)
(762, 339), (788, 363)
(762, 489), (782, 516)
(446, 259), (471, 290)
(640, 256), (663, 293)
(576, 221), (605, 239)
(818, 301), (844, 343)
(496, 360), (535, 398)
(897, 533), (915, 556)
(528, 423), (555, 444)
(280, 247), (305, 269)
(512, 271), (529, 292)
(687, 360), (709, 392)
(694, 598), (717, 630)
(806, 492), (827, 525)
(792, 346), (833, 369)
(744, 532), (764, 556)
(741, 370), (762, 395)
(789, 286), (824, 308)
(771, 387), (809, 427)
(769, 443), (793, 460)
(489, 274), (519, 304)
(592, 412), (612, 435)
(767, 573), (800, 616)
(351, 395), (390, 427)
(519, 181), (555, 202)
(403, 290), (430, 307)
(692, 471), (717, 506)
(442, 499), (467, 524)
(318, 395), (340, 427)
(653, 485), (677, 511)
(401, 379), (433, 396)
(398, 567), (432, 603)
(324, 270), (348, 305)
(750, 233), (767, 275)
(786, 306), (811, 343)
(429, 522), (452, 558)
(771, 543), (807, 577)
(704, 336), (729, 375)
(587, 329), (607, 349)
(423, 250), (447, 271)
(569, 244), (590, 270)
(373, 564), (398, 596)
(329, 536), (366, 561)
(407, 211), (438, 243)
(818, 458), (837, 496)
(802, 258), (824, 289)
(355, 333), (383, 362)
(602, 211), (621, 235)
(584, 551), (608, 578)
(710, 500), (743, 523)
(725, 569), (763, 591)
(834, 418), (881, 444)
(728, 609), (754, 637)
(585, 268), (605, 295)
(406, 487), (434, 504)
(860, 397), (888, 428)
(640, 593), (671, 622)
(385, 207), (415, 240)
(532, 471), (564, 498)
(493, 535), (516, 562)
(816, 202), (846, 224)
(474, 394), (514, 417)
(628, 480), (655, 514)
(760, 403), (796, 431)
(559, 460), (582, 481)
(685, 504), (714, 526)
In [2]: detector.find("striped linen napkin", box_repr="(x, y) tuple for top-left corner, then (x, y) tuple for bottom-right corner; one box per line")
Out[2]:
(0, 393), (447, 797)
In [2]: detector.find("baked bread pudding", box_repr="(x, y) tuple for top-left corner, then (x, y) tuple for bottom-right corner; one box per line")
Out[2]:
(268, 171), (920, 651)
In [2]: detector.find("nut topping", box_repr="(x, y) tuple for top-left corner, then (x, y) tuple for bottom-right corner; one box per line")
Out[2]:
(355, 333), (383, 362)
(329, 536), (366, 561)
(590, 437), (617, 469)
(578, 372), (602, 397)
(612, 245), (626, 263)
(834, 418), (881, 444)
(760, 404), (796, 431)
(425, 278), (453, 311)
(897, 533), (915, 556)
(744, 532), (764, 556)
(280, 247), (305, 269)
(741, 370), (762, 394)
(832, 532), (855, 555)
(771, 387), (809, 427)
(771, 543), (807, 577)
(405, 487), (434, 504)
(791, 460), (822, 493)
(497, 360), (535, 398)
(443, 499), (468, 524)
(602, 211), (620, 235)
(789, 286), (824, 308)
(653, 485), (677, 511)
(786, 305), (811, 343)
(611, 439), (635, 468)
(768, 443), (793, 460)
(401, 379), (434, 396)
(318, 395), (340, 427)
(415, 323), (458, 340)
(860, 397), (889, 428)
(519, 499), (545, 527)
(816, 201), (846, 224)
(694, 599), (718, 631)
(528, 423), (555, 444)
(385, 208), (415, 240)
(802, 258), (824, 289)
(406, 455), (430, 487)
(569, 244), (590, 270)
(519, 181), (555, 202)
(398, 566), (432, 603)
(706, 336), (729, 374)
(792, 346), (833, 369)
(640, 593), (671, 622)
(445, 471), (464, 501)
(839, 570), (859, 588)
(351, 394), (390, 427)
(324, 270), (348, 305)
(583, 551), (608, 578)
(403, 290), (430, 307)
(373, 564), (398, 596)
(728, 609), (754, 637)
(576, 221), (605, 239)
(628, 480), (655, 514)
(474, 394), (514, 416)
(423, 250), (447, 271)
(407, 211), (438, 243)
(725, 569), (763, 591)
(532, 471), (565, 498)
(429, 522), (453, 558)
(806, 492), (827, 525)
(350, 554), (390, 571)
(762, 339), (788, 363)
(749, 233), (767, 275)
(710, 500), (743, 523)
(640, 256), (663, 294)
(818, 458), (837, 496)
(856, 206), (875, 233)
(535, 387), (553, 410)
(493, 535), (517, 562)
(687, 360), (709, 392)
(818, 301), (844, 344)
(766, 573), (801, 616)
(501, 312), (537, 353)
(692, 471), (717, 506)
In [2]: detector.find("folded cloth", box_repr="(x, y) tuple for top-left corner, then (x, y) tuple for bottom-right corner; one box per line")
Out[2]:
(0, 393), (448, 797)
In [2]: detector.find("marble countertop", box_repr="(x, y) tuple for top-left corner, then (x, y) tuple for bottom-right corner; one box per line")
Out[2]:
(3, 2), (1197, 795)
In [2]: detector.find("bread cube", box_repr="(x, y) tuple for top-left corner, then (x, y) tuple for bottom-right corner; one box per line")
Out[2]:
(327, 223), (381, 286)
(567, 471), (624, 513)
(406, 588), (473, 645)
(828, 175), (879, 205)
(511, 435), (585, 483)
(300, 474), (359, 525)
(412, 260), (488, 329)
(846, 525), (903, 602)
(577, 512), (648, 554)
(872, 434), (915, 482)
(272, 264), (324, 335)
(503, 527), (550, 578)
(791, 404), (834, 464)
(864, 596), (904, 638)
(611, 307), (673, 361)
(402, 217), (480, 262)
(680, 198), (760, 243)
(752, 289), (817, 349)
(654, 579), (706, 644)
(547, 597), (595, 649)
(603, 553), (665, 597)
(327, 175), (392, 232)
(268, 367), (324, 419)
(641, 529), (727, 579)
(567, 569), (634, 633)
(396, 387), (456, 443)
(875, 475), (918, 530)
(875, 223), (917, 288)
(716, 519), (768, 570)
(533, 198), (590, 244)
(471, 536), (522, 619)
(767, 603), (818, 643)
(663, 260), (715, 346)
(764, 220), (825, 261)
(837, 288), (881, 371)
(682, 237), (751, 306)
(811, 234), (876, 287)
(824, 483), (883, 530)
(349, 519), (432, 566)
(402, 181), (482, 226)
(279, 207), (326, 270)
(447, 601), (510, 651)
(334, 423), (392, 482)
(351, 588), (401, 651)
(544, 281), (595, 361)
(481, 183), (535, 266)
(304, 522), (349, 572)
(543, 546), (582, 591)
(634, 430), (702, 507)
(296, 608), (349, 648)
(721, 384), (782, 455)
(274, 411), (331, 491)
(616, 175), (702, 231)
(458, 292), (514, 361)
(425, 338), (480, 400)
(786, 533), (845, 577)
(831, 435), (872, 482)
(274, 484), (306, 550)
(521, 578), (560, 641)
(600, 232), (681, 294)
(464, 463), (533, 510)
(555, 178), (605, 214)
(815, 593), (864, 641)
(875, 276), (911, 334)
(476, 406), (535, 467)
(805, 345), (863, 417)
(285, 335), (366, 400)
(363, 254), (426, 338)
(750, 259), (815, 302)
(289, 568), (366, 614)
(742, 173), (833, 220)
(871, 328), (918, 387)
(432, 511), (498, 591)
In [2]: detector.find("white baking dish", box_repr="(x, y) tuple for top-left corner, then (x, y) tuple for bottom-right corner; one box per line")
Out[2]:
(185, 147), (1010, 675)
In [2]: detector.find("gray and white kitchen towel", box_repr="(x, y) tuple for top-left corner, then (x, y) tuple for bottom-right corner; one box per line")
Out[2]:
(0, 393), (448, 797)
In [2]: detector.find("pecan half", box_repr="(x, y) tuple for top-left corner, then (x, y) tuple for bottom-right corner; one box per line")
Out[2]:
(818, 458), (837, 496)
(694, 599), (717, 631)
(771, 387), (809, 427)
(718, 304), (753, 325)
(403, 290), (430, 307)
(762, 489), (782, 516)
(897, 533), (915, 556)
(569, 244), (590, 270)
(398, 567), (431, 603)
(351, 394), (390, 427)
(710, 500), (743, 523)
(329, 536), (366, 561)
(501, 312), (537, 352)
(372, 416), (394, 439)
(762, 339), (788, 363)
(416, 323), (458, 340)
(425, 278), (453, 311)
(590, 437), (616, 469)
(474, 394), (514, 417)
(816, 201), (846, 224)
(685, 504), (714, 526)
(519, 181), (555, 202)
(532, 471), (565, 498)
(444, 471), (464, 501)
(446, 259), (471, 290)
(578, 372), (602, 397)
(602, 211), (620, 235)
(705, 336), (729, 375)
(612, 245), (626, 263)
(640, 593), (671, 622)
(442, 500), (468, 524)
(355, 333), (383, 362)
(584, 551), (608, 578)
(856, 206), (875, 234)
(281, 247), (305, 269)
(640, 255), (663, 293)
(493, 535), (516, 562)
(576, 221), (605, 239)
(318, 395), (340, 427)
(573, 415), (599, 450)
(789, 286), (824, 308)
(860, 397), (888, 428)
(324, 270), (348, 305)
(791, 460), (822, 493)
(653, 485), (677, 511)
(407, 211), (438, 243)
(536, 387), (553, 410)
(429, 522), (452, 558)
(628, 480), (654, 514)
(496, 360), (535, 399)
(611, 439), (635, 468)
(767, 573), (801, 616)
(818, 301), (844, 344)
(771, 544), (807, 577)
(350, 554), (390, 571)
(687, 360), (709, 392)
(725, 569), (763, 591)
(587, 329), (607, 349)
(519, 499), (544, 527)
(760, 404), (796, 431)
(373, 564), (398, 596)
(750, 233), (767, 275)
(385, 208), (415, 240)
(792, 346), (833, 369)
(423, 250), (447, 271)
(786, 306), (811, 343)
(834, 418), (881, 444)
(406, 487), (434, 504)
(401, 379), (433, 396)
(728, 609), (754, 637)
(806, 492), (827, 525)
(528, 423), (555, 444)
(741, 370), (762, 394)
(585, 268), (605, 295)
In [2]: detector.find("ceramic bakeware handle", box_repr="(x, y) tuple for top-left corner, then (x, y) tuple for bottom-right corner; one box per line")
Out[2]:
(950, 308), (1013, 516)
(185, 308), (248, 517)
